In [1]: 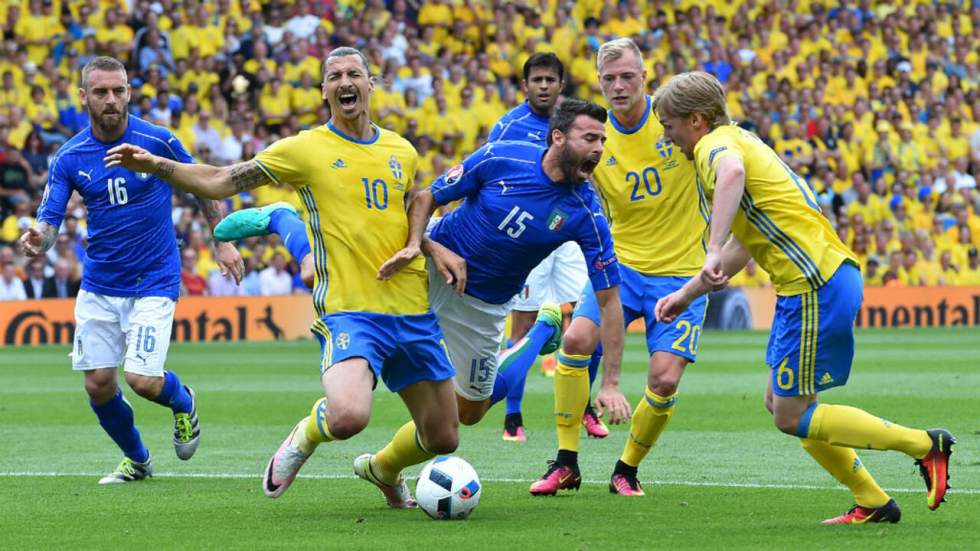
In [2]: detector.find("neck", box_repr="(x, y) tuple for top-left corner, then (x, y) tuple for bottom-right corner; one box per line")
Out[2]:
(528, 101), (551, 118)
(330, 113), (374, 141)
(541, 148), (566, 183)
(612, 96), (647, 129)
(92, 117), (128, 143)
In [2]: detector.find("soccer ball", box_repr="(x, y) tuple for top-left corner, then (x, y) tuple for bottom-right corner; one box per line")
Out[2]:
(415, 456), (481, 520)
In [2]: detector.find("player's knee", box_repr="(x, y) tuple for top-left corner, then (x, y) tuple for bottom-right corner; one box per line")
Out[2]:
(648, 357), (685, 396)
(560, 326), (598, 357)
(325, 409), (370, 440)
(421, 425), (459, 455)
(456, 399), (488, 426)
(124, 373), (162, 400)
(84, 376), (117, 403)
(772, 412), (800, 435)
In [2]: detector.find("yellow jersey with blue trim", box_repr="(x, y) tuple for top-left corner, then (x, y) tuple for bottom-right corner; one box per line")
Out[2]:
(591, 95), (707, 276)
(254, 122), (429, 316)
(694, 125), (857, 296)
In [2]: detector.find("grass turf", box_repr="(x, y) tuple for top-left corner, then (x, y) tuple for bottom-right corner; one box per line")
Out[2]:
(1, 328), (978, 549)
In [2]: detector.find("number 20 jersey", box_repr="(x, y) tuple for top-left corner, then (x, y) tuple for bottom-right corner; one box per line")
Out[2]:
(592, 95), (707, 276)
(36, 115), (193, 299)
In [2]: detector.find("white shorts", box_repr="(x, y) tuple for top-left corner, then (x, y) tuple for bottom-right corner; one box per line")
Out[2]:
(72, 290), (176, 377)
(427, 258), (510, 402)
(512, 241), (588, 311)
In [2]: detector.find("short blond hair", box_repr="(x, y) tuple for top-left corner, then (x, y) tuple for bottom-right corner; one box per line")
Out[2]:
(652, 71), (730, 128)
(596, 38), (643, 71)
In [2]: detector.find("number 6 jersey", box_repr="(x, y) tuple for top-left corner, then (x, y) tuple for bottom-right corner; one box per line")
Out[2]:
(428, 140), (620, 305)
(591, 95), (707, 276)
(37, 115), (193, 300)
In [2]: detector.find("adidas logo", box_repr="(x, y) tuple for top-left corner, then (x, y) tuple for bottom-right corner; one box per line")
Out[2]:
(820, 373), (833, 385)
(605, 156), (617, 166)
(332, 158), (347, 169)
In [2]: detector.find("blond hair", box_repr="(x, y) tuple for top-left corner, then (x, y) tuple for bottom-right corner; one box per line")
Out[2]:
(596, 37), (643, 72)
(652, 71), (730, 128)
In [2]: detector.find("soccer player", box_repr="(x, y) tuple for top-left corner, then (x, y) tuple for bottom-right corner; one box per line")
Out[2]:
(485, 52), (594, 442)
(104, 47), (461, 507)
(653, 71), (955, 524)
(530, 38), (709, 497)
(18, 57), (244, 484)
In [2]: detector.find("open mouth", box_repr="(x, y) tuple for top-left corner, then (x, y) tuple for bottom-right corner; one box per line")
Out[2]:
(338, 92), (357, 108)
(580, 158), (599, 174)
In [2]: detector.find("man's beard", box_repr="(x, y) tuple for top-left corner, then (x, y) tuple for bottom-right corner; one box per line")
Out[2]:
(91, 103), (125, 134)
(556, 144), (585, 184)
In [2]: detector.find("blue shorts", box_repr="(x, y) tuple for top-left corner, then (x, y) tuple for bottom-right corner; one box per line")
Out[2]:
(767, 263), (862, 397)
(311, 311), (455, 393)
(572, 265), (708, 361)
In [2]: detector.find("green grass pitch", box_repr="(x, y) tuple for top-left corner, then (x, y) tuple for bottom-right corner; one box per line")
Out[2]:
(2, 328), (978, 549)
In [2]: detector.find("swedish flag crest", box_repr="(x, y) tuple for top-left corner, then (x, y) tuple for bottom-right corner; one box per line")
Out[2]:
(655, 135), (672, 158)
(389, 155), (403, 181)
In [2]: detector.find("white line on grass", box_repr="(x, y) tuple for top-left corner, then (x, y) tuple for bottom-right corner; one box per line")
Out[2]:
(1, 471), (976, 494)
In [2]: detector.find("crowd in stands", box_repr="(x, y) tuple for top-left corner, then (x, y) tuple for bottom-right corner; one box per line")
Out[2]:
(2, 0), (980, 301)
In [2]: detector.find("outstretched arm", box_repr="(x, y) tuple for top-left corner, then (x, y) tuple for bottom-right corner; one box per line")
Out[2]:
(196, 197), (245, 283)
(104, 144), (271, 199)
(18, 222), (58, 257)
(702, 155), (746, 287)
(593, 286), (632, 424)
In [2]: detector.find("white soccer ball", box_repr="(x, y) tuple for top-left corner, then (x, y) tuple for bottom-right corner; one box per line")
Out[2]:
(415, 456), (481, 520)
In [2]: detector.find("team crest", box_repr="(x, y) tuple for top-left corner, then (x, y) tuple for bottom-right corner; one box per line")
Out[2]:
(655, 135), (672, 158)
(336, 332), (350, 350)
(446, 163), (464, 185)
(547, 209), (568, 231)
(136, 171), (151, 180)
(388, 155), (403, 181)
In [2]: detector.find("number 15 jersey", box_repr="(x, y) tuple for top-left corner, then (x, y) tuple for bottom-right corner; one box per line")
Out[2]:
(592, 95), (708, 276)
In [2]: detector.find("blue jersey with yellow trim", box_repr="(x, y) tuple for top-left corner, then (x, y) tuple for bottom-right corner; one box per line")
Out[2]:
(694, 125), (857, 296)
(486, 102), (550, 146)
(254, 122), (429, 316)
(591, 95), (706, 276)
(36, 115), (192, 299)
(429, 141), (620, 305)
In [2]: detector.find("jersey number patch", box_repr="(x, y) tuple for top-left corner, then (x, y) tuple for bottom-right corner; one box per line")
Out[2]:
(497, 206), (534, 239)
(107, 177), (129, 206)
(361, 178), (389, 210)
(627, 167), (662, 201)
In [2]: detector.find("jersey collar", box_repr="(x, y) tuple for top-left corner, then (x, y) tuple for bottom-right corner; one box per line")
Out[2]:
(327, 120), (380, 144)
(608, 95), (652, 135)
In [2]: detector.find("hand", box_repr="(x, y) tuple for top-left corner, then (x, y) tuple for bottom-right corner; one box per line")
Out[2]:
(18, 227), (45, 257)
(594, 384), (632, 424)
(655, 289), (692, 323)
(377, 245), (421, 280)
(699, 248), (728, 288)
(214, 241), (244, 284)
(425, 239), (466, 295)
(104, 144), (160, 173)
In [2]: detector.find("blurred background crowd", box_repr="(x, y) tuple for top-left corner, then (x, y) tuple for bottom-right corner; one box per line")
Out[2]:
(2, 0), (980, 301)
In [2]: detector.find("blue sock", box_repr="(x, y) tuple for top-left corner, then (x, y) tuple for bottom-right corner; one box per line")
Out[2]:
(491, 320), (556, 407)
(269, 208), (311, 262)
(588, 342), (603, 389)
(91, 389), (149, 463)
(152, 371), (193, 414)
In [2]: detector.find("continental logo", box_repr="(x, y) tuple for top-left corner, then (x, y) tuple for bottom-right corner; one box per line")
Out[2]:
(855, 294), (980, 328)
(1, 296), (317, 347)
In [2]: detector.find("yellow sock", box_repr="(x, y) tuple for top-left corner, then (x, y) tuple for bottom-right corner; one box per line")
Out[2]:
(373, 421), (434, 484)
(620, 387), (676, 467)
(806, 404), (932, 458)
(554, 351), (591, 452)
(297, 398), (334, 454)
(800, 438), (890, 508)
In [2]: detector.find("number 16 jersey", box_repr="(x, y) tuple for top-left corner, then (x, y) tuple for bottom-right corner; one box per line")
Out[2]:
(592, 95), (707, 276)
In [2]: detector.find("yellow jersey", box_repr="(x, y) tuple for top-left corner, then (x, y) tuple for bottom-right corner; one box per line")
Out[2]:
(592, 96), (707, 276)
(694, 125), (857, 296)
(255, 123), (429, 317)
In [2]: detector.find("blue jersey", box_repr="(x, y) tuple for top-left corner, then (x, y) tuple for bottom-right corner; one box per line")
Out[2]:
(37, 115), (193, 300)
(486, 102), (550, 146)
(429, 141), (620, 305)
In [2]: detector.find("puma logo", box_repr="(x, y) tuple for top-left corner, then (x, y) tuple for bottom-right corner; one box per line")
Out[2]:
(78, 169), (93, 181)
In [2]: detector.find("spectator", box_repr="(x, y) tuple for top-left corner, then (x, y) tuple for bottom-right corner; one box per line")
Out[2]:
(0, 261), (25, 300)
(46, 257), (80, 298)
(259, 252), (292, 296)
(180, 248), (207, 296)
(22, 256), (46, 299)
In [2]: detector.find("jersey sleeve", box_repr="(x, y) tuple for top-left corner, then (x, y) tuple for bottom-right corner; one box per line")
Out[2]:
(429, 144), (492, 204)
(696, 132), (744, 194)
(253, 134), (309, 189)
(158, 129), (194, 163)
(35, 154), (73, 228)
(486, 118), (504, 143)
(575, 193), (622, 291)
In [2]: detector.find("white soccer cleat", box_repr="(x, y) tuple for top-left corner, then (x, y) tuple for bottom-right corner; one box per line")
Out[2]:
(262, 420), (311, 498)
(173, 386), (200, 461)
(353, 453), (417, 508)
(99, 455), (153, 485)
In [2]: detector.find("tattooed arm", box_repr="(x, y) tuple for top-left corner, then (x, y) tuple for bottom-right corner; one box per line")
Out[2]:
(195, 196), (246, 283)
(19, 221), (59, 257)
(104, 144), (271, 199)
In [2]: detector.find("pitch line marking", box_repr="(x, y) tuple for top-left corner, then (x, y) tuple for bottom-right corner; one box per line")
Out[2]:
(0, 471), (976, 494)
